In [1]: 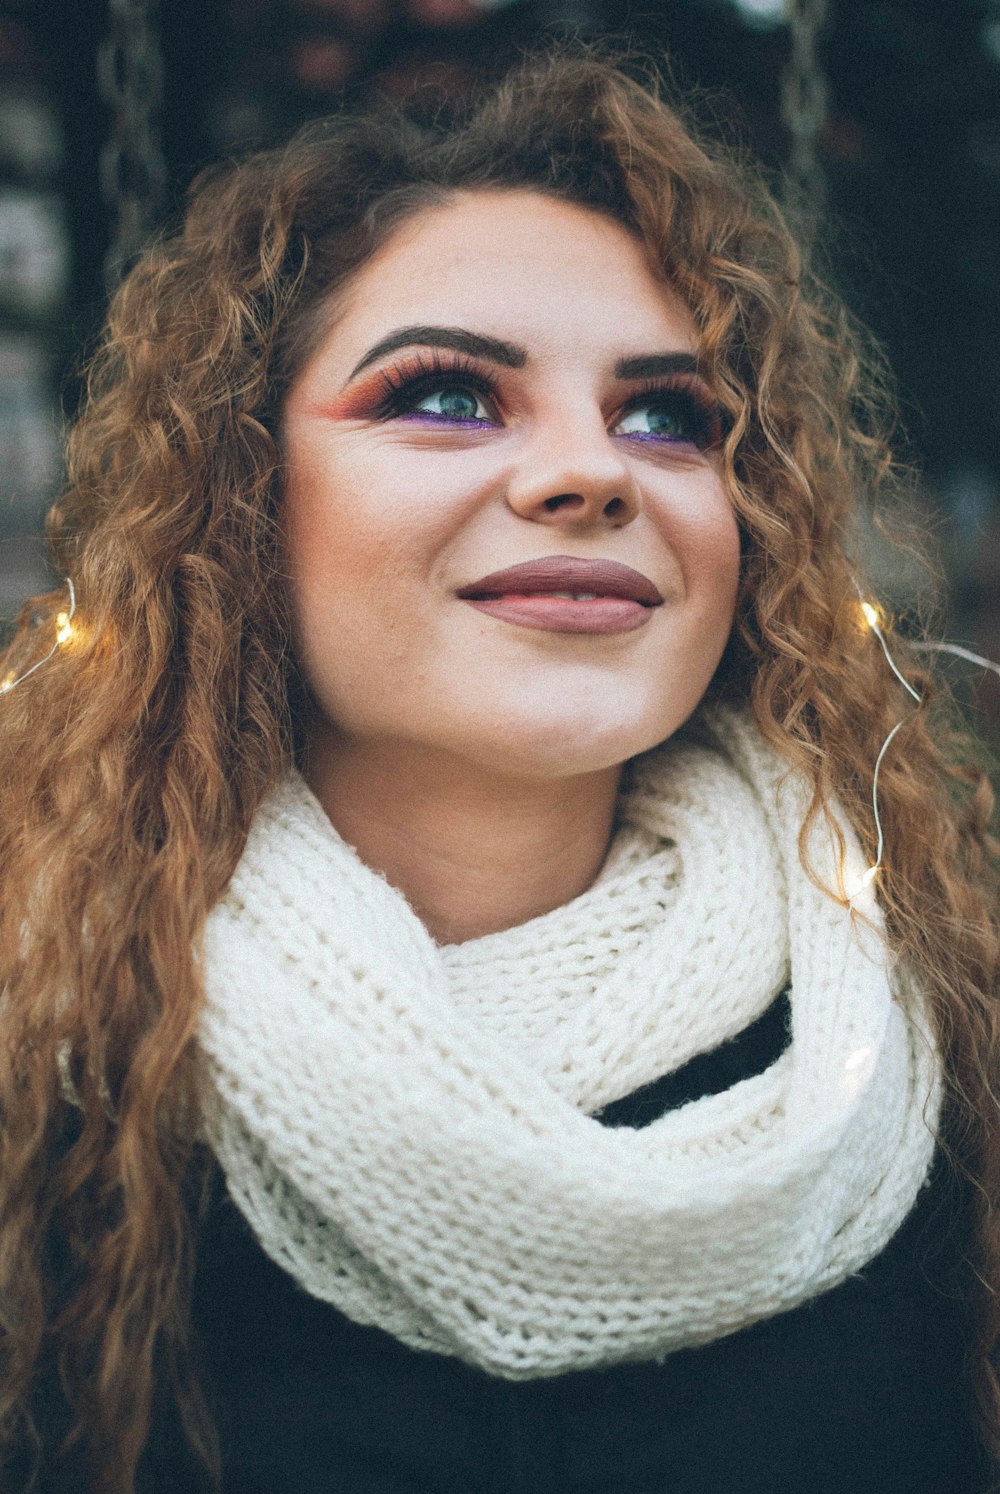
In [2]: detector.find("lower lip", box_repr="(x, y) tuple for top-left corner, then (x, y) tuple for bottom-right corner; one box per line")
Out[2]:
(461, 595), (655, 634)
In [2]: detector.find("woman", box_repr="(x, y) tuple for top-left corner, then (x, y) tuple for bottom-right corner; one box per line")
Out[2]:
(0, 45), (996, 1494)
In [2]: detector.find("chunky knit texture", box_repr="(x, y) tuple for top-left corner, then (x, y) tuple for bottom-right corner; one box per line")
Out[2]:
(198, 707), (942, 1379)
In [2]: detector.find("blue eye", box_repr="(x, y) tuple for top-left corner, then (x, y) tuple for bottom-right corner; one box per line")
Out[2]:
(617, 403), (687, 438)
(412, 386), (491, 423)
(615, 389), (720, 450)
(374, 353), (500, 425)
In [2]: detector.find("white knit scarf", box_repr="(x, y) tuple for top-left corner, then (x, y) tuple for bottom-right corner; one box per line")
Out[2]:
(198, 706), (941, 1378)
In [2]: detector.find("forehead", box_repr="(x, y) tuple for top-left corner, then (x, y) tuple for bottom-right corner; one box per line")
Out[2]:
(317, 190), (698, 373)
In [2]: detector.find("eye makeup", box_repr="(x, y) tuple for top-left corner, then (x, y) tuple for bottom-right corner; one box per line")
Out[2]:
(326, 350), (500, 428)
(374, 350), (499, 427)
(326, 346), (724, 450)
(613, 376), (724, 452)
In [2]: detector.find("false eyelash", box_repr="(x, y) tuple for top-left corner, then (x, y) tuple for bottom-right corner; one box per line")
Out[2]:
(374, 351), (498, 418)
(372, 350), (726, 449)
(617, 376), (726, 452)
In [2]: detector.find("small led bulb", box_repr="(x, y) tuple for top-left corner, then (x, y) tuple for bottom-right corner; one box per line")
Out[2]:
(860, 601), (880, 629)
(844, 863), (878, 902)
(55, 611), (73, 645)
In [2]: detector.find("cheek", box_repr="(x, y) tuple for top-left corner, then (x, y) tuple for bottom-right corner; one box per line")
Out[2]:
(706, 511), (742, 616)
(285, 438), (489, 594)
(280, 442), (472, 717)
(663, 477), (741, 622)
(282, 457), (410, 627)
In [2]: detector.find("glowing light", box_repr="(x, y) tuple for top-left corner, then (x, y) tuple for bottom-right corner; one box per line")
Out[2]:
(841, 1043), (876, 1096)
(730, 0), (786, 26)
(846, 581), (1000, 910)
(843, 863), (878, 902)
(0, 577), (77, 697)
(854, 589), (921, 705)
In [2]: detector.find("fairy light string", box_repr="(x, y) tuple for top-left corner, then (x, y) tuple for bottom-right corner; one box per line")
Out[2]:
(848, 581), (999, 902)
(915, 640), (1000, 679)
(859, 600), (921, 705)
(0, 574), (995, 908)
(0, 577), (77, 696)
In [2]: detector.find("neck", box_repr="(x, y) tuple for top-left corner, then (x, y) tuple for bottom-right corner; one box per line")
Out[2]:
(301, 734), (622, 945)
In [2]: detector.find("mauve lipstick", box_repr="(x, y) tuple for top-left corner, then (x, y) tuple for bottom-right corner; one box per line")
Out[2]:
(455, 556), (663, 635)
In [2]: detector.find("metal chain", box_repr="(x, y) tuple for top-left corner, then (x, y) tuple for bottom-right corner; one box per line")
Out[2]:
(780, 0), (829, 209)
(97, 0), (166, 294)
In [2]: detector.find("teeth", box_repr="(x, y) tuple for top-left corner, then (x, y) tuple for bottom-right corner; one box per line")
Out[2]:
(546, 591), (602, 600)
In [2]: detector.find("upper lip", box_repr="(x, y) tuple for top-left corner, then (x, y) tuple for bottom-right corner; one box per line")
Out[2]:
(456, 556), (664, 606)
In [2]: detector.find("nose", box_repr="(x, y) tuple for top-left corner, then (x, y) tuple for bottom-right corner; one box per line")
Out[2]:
(504, 412), (642, 530)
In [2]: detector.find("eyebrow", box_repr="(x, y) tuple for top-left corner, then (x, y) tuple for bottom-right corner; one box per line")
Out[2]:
(614, 352), (702, 381)
(349, 326), (528, 378)
(347, 327), (704, 384)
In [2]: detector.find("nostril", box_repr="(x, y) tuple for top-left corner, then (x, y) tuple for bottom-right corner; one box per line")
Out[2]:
(543, 493), (585, 513)
(604, 497), (626, 518)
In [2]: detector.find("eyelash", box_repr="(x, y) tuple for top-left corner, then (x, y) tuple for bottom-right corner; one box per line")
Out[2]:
(375, 351), (492, 421)
(373, 350), (723, 451)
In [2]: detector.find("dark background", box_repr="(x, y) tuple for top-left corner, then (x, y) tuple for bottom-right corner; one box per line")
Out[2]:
(2, 0), (999, 712)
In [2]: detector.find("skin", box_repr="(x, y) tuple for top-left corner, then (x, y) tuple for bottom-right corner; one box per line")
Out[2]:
(281, 190), (741, 943)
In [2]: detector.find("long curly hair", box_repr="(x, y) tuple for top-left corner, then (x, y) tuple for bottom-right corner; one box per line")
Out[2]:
(1, 43), (997, 1492)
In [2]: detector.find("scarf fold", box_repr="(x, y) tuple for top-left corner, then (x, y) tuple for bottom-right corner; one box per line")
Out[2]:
(198, 707), (941, 1378)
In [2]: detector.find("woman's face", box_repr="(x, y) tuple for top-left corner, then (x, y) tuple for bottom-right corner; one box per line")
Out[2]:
(281, 190), (740, 782)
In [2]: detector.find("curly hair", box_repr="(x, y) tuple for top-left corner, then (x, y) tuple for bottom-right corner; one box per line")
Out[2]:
(1, 42), (997, 1492)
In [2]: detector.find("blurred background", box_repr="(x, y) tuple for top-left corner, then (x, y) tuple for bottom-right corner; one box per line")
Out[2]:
(1, 0), (998, 719)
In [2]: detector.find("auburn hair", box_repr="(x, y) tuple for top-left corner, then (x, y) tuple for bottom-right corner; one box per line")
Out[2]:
(0, 42), (997, 1492)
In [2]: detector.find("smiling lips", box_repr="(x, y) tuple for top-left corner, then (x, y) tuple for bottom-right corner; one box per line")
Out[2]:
(456, 556), (664, 635)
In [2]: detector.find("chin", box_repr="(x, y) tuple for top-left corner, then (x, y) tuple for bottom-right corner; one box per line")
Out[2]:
(451, 703), (684, 781)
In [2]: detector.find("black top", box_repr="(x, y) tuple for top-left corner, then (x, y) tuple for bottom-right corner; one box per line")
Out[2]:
(177, 989), (988, 1494)
(30, 991), (993, 1492)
